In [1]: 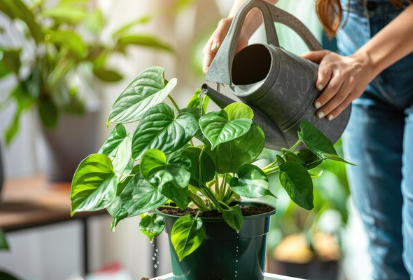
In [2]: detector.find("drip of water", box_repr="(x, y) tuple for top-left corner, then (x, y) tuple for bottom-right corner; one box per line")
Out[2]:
(154, 264), (158, 268)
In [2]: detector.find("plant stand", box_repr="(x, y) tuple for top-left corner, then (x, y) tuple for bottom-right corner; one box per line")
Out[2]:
(151, 273), (306, 280)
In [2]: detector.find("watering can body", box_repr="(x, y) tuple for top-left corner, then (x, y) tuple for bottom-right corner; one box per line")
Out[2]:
(204, 0), (351, 150)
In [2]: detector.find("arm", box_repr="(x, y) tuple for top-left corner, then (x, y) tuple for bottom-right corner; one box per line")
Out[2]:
(203, 0), (278, 73)
(303, 3), (413, 120)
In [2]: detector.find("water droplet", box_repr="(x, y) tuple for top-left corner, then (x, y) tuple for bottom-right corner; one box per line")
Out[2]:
(236, 260), (238, 262)
(154, 253), (157, 256)
(152, 257), (155, 261)
(154, 264), (158, 268)
(155, 249), (159, 252)
(157, 261), (160, 264)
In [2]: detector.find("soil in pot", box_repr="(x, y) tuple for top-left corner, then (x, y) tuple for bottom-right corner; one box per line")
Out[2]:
(159, 202), (276, 280)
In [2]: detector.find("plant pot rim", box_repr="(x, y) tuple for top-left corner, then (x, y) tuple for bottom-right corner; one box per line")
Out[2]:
(156, 201), (276, 221)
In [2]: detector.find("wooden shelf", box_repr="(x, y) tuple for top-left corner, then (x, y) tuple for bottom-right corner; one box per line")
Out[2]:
(0, 176), (106, 232)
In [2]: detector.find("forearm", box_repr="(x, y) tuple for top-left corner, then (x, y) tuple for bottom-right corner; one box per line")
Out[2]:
(354, 3), (413, 79)
(228, 0), (278, 38)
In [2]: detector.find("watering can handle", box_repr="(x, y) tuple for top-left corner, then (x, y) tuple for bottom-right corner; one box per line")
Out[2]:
(206, 0), (323, 85)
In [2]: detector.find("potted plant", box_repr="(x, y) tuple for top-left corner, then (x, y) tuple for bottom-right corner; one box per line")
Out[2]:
(70, 67), (351, 280)
(0, 0), (173, 181)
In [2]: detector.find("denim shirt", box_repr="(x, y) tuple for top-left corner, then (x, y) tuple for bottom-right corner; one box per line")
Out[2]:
(337, 0), (413, 109)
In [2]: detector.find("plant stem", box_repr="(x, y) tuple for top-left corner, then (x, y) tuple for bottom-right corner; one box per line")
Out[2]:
(195, 210), (201, 219)
(168, 95), (180, 111)
(289, 139), (301, 152)
(160, 205), (179, 209)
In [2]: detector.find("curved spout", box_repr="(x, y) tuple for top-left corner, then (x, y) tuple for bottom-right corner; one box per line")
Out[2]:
(201, 84), (236, 109)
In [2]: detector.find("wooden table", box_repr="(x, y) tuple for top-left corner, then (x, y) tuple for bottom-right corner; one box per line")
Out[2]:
(0, 176), (107, 274)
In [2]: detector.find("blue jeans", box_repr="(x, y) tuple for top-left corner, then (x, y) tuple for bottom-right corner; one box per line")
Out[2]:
(337, 1), (413, 279)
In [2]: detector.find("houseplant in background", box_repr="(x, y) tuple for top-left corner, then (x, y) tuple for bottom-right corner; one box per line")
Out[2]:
(264, 141), (350, 280)
(0, 0), (173, 181)
(70, 66), (352, 280)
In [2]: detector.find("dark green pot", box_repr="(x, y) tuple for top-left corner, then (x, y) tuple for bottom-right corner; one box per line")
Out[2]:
(160, 202), (276, 280)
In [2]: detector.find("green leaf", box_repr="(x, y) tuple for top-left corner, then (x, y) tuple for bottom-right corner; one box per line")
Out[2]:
(140, 149), (191, 210)
(45, 30), (86, 59)
(297, 149), (322, 169)
(279, 162), (314, 210)
(230, 164), (275, 198)
(139, 214), (165, 242)
(93, 67), (123, 83)
(71, 154), (118, 215)
(108, 172), (167, 230)
(108, 67), (177, 124)
(171, 214), (204, 261)
(112, 15), (152, 38)
(0, 61), (11, 80)
(208, 123), (265, 173)
(0, 271), (21, 280)
(1, 49), (21, 74)
(1, 0), (43, 44)
(298, 121), (337, 157)
(182, 147), (215, 188)
(4, 109), (20, 145)
(85, 9), (104, 34)
(186, 88), (209, 114)
(188, 191), (208, 210)
(223, 102), (254, 121)
(116, 34), (174, 53)
(218, 202), (244, 232)
(41, 6), (86, 24)
(323, 152), (355, 165)
(282, 149), (305, 165)
(99, 124), (128, 156)
(132, 103), (198, 159)
(199, 110), (252, 150)
(38, 99), (59, 129)
(0, 228), (9, 251)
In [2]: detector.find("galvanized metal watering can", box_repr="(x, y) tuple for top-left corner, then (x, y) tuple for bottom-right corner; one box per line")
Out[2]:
(204, 0), (351, 150)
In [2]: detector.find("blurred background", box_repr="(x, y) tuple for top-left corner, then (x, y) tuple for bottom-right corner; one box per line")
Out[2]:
(0, 0), (372, 279)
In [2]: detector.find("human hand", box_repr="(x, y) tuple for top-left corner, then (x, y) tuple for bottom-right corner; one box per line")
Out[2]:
(302, 50), (374, 120)
(202, 17), (249, 74)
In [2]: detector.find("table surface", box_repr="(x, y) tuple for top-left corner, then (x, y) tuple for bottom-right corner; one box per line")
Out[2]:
(152, 273), (304, 280)
(0, 176), (105, 232)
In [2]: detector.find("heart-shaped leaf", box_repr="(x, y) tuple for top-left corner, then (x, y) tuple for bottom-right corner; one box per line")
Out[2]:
(71, 154), (118, 216)
(171, 214), (204, 261)
(99, 124), (132, 176)
(140, 149), (191, 210)
(182, 147), (215, 188)
(206, 123), (265, 173)
(108, 67), (177, 124)
(107, 171), (168, 230)
(186, 88), (210, 115)
(298, 121), (337, 157)
(139, 213), (165, 242)
(297, 149), (323, 170)
(223, 102), (254, 121)
(199, 110), (252, 150)
(218, 202), (244, 232)
(132, 103), (198, 159)
(279, 162), (314, 210)
(230, 164), (275, 198)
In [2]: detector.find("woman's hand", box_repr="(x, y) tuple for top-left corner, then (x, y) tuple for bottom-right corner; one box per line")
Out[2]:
(202, 17), (249, 74)
(302, 50), (374, 120)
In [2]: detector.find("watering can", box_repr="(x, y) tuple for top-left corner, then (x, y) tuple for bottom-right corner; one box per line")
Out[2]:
(204, 0), (351, 150)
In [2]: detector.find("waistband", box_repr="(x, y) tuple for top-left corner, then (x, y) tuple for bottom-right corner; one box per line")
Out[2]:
(342, 0), (406, 16)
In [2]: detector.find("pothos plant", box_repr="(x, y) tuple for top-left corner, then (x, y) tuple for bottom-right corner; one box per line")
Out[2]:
(70, 66), (352, 261)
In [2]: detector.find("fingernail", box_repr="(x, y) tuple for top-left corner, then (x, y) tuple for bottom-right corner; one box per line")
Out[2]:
(318, 112), (325, 119)
(314, 102), (321, 109)
(317, 84), (323, 90)
(211, 43), (218, 51)
(328, 114), (334, 121)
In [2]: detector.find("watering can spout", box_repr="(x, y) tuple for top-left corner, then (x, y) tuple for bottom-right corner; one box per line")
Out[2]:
(201, 84), (235, 109)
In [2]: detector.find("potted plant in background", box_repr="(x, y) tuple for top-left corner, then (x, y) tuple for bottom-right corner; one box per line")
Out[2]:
(0, 0), (173, 181)
(265, 142), (350, 280)
(70, 66), (352, 280)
